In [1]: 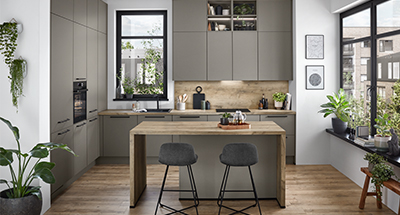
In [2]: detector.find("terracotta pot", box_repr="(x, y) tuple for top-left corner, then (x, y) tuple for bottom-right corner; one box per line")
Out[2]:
(374, 134), (391, 152)
(0, 187), (42, 215)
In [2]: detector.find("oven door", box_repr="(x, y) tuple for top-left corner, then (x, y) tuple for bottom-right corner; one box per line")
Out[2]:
(73, 90), (87, 124)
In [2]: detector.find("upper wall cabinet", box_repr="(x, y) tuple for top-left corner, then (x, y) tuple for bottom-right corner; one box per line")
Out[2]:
(257, 0), (292, 32)
(208, 32), (232, 80)
(173, 0), (207, 32)
(87, 0), (98, 30)
(233, 32), (257, 80)
(51, 0), (74, 20)
(98, 0), (107, 34)
(74, 0), (87, 25)
(74, 23), (87, 80)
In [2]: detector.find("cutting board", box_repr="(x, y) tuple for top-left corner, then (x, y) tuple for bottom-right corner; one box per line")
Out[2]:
(193, 86), (205, 109)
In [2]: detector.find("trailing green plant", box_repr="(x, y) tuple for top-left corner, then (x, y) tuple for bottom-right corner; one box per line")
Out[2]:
(363, 152), (386, 165)
(272, 92), (286, 102)
(0, 22), (18, 67)
(9, 59), (26, 109)
(120, 77), (136, 95)
(374, 113), (392, 136)
(371, 163), (397, 200)
(221, 112), (231, 119)
(0, 117), (76, 199)
(318, 88), (351, 122)
(234, 4), (253, 26)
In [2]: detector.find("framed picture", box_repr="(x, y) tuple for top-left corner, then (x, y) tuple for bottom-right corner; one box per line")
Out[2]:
(306, 35), (324, 59)
(306, 66), (324, 90)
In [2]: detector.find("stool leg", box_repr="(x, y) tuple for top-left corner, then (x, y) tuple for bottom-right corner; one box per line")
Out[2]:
(187, 165), (199, 215)
(359, 175), (370, 209)
(155, 165), (169, 215)
(218, 165), (230, 215)
(217, 165), (229, 207)
(249, 166), (262, 215)
(188, 165), (199, 205)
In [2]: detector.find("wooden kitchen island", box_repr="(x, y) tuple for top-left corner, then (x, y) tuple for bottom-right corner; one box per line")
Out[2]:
(129, 121), (286, 208)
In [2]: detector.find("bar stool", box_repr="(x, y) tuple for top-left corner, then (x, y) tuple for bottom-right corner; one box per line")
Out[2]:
(155, 143), (199, 215)
(217, 143), (262, 215)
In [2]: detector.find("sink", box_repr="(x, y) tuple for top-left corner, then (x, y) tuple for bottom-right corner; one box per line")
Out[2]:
(145, 109), (172, 113)
(216, 108), (251, 112)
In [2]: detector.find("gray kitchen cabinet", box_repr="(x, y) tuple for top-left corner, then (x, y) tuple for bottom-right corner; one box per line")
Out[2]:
(233, 32), (258, 80)
(74, 23), (87, 81)
(208, 32), (232, 80)
(208, 115), (259, 122)
(87, 116), (100, 164)
(173, 32), (207, 80)
(51, 14), (73, 133)
(258, 32), (292, 80)
(87, 28), (98, 119)
(87, 0), (98, 30)
(138, 116), (172, 159)
(74, 121), (87, 175)
(173, 115), (207, 143)
(257, 0), (292, 32)
(51, 127), (74, 195)
(103, 116), (138, 157)
(98, 0), (107, 34)
(173, 0), (206, 32)
(74, 0), (87, 26)
(51, 0), (73, 20)
(97, 33), (107, 112)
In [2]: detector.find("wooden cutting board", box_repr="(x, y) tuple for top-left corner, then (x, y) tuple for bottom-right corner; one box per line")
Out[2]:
(218, 123), (251, 130)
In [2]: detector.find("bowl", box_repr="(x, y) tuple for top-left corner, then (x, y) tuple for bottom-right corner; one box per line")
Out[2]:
(222, 9), (229, 15)
(218, 24), (226, 31)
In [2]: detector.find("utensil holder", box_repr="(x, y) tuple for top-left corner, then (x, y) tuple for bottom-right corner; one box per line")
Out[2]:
(177, 102), (185, 111)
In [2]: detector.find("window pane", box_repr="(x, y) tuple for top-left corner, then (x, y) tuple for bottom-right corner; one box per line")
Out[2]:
(377, 0), (400, 34)
(342, 8), (370, 41)
(343, 41), (371, 128)
(122, 15), (163, 36)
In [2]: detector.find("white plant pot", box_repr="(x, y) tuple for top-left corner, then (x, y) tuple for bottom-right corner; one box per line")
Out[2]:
(274, 101), (283, 109)
(374, 134), (391, 152)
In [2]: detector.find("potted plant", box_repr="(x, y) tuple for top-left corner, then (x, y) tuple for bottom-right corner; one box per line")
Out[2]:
(273, 92), (286, 110)
(220, 112), (231, 125)
(371, 163), (396, 200)
(0, 117), (76, 215)
(121, 77), (136, 99)
(374, 113), (392, 152)
(233, 3), (254, 27)
(9, 58), (26, 109)
(318, 88), (351, 134)
(364, 152), (386, 172)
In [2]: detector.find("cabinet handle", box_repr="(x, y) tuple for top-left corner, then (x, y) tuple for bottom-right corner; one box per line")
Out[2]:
(266, 115), (288, 118)
(57, 118), (70, 124)
(179, 116), (200, 118)
(89, 109), (98, 113)
(89, 118), (98, 122)
(110, 116), (129, 118)
(145, 116), (165, 118)
(75, 77), (86, 80)
(77, 122), (86, 127)
(57, 129), (70, 136)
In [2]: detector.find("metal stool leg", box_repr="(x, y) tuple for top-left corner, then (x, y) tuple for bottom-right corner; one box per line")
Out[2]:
(217, 165), (229, 207)
(218, 165), (230, 215)
(187, 165), (199, 215)
(249, 166), (262, 215)
(188, 165), (199, 206)
(155, 165), (170, 215)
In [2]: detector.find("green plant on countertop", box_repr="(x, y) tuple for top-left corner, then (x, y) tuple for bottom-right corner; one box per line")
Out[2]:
(0, 117), (76, 199)
(272, 92), (286, 102)
(371, 163), (397, 200)
(318, 88), (351, 122)
(374, 113), (392, 137)
(9, 58), (26, 109)
(221, 112), (231, 119)
(234, 3), (254, 26)
(0, 22), (18, 67)
(363, 153), (386, 165)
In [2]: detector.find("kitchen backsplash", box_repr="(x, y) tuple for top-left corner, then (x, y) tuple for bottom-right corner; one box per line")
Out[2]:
(175, 81), (289, 109)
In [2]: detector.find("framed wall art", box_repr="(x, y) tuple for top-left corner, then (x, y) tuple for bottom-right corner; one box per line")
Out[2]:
(306, 35), (324, 59)
(306, 65), (324, 90)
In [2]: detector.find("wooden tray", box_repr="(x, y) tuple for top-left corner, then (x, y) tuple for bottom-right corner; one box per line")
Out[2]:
(217, 123), (251, 130)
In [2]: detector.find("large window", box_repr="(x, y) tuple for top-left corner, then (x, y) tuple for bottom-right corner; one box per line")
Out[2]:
(341, 0), (400, 134)
(116, 11), (167, 100)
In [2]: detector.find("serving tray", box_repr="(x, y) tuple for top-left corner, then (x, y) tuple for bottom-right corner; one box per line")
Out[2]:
(217, 123), (251, 130)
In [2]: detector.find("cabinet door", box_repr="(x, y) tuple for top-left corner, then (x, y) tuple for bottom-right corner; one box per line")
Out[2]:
(51, 15), (73, 132)
(98, 0), (107, 34)
(87, 116), (100, 164)
(87, 29), (98, 118)
(173, 0), (206, 32)
(257, 0), (292, 32)
(74, 0), (87, 25)
(173, 115), (206, 142)
(51, 127), (74, 194)
(208, 32), (232, 80)
(87, 0), (98, 30)
(51, 0), (73, 20)
(173, 32), (206, 80)
(260, 115), (294, 135)
(103, 116), (138, 157)
(74, 121), (87, 175)
(233, 32), (257, 80)
(97, 33), (107, 112)
(138, 116), (172, 157)
(74, 23), (87, 80)
(258, 32), (292, 80)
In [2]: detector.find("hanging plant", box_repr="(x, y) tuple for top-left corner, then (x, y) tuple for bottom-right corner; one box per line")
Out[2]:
(9, 58), (26, 109)
(0, 22), (18, 67)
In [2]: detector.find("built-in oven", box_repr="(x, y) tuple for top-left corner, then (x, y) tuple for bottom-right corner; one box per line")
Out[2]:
(73, 81), (87, 124)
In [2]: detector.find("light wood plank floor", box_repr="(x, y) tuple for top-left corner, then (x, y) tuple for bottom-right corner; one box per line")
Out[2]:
(45, 164), (396, 215)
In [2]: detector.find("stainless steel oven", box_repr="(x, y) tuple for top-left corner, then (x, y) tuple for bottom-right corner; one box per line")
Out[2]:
(73, 81), (87, 124)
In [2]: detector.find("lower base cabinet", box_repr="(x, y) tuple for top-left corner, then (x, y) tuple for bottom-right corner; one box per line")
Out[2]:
(74, 121), (87, 175)
(103, 116), (138, 157)
(87, 116), (100, 164)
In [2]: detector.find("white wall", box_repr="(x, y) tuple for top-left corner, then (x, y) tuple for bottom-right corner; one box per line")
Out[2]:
(106, 0), (174, 110)
(294, 0), (339, 164)
(0, 0), (51, 214)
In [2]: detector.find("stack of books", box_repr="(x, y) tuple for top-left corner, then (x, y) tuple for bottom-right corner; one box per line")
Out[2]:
(354, 137), (374, 147)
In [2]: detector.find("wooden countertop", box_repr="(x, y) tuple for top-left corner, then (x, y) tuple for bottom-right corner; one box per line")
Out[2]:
(130, 121), (286, 135)
(99, 109), (296, 116)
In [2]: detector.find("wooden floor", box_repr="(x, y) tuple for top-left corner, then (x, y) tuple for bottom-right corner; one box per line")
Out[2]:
(45, 164), (396, 215)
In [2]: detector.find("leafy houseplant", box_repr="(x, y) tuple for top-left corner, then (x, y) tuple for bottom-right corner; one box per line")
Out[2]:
(273, 92), (286, 110)
(364, 152), (386, 172)
(0, 117), (75, 215)
(9, 59), (26, 109)
(371, 163), (396, 200)
(220, 112), (231, 125)
(0, 22), (18, 67)
(318, 88), (351, 133)
(120, 77), (136, 99)
(374, 114), (392, 152)
(234, 4), (254, 26)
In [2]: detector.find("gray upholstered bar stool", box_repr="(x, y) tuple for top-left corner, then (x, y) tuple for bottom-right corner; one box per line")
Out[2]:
(155, 143), (199, 215)
(217, 143), (262, 215)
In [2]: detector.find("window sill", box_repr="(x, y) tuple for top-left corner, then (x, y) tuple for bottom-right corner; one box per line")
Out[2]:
(326, 129), (400, 168)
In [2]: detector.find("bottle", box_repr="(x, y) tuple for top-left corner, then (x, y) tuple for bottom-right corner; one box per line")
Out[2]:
(264, 99), (268, 109)
(259, 101), (263, 109)
(136, 100), (140, 110)
(261, 94), (266, 109)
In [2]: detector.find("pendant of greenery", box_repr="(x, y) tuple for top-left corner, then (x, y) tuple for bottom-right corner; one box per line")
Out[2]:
(0, 22), (18, 67)
(0, 117), (76, 199)
(9, 59), (26, 109)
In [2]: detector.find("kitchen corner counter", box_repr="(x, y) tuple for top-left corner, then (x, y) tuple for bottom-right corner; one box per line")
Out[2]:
(99, 109), (296, 116)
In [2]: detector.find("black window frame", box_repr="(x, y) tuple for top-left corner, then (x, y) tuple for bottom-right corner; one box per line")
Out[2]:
(115, 10), (168, 101)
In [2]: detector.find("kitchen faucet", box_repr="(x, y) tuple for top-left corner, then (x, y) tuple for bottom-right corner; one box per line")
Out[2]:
(154, 95), (160, 110)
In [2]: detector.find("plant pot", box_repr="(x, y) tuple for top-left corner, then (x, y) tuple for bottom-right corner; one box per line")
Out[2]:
(125, 94), (133, 99)
(331, 118), (348, 134)
(220, 118), (229, 125)
(0, 188), (42, 215)
(274, 101), (283, 110)
(374, 134), (391, 152)
(368, 162), (375, 172)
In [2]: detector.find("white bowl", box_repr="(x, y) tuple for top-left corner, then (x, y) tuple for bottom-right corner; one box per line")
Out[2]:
(222, 9), (229, 15)
(218, 24), (226, 31)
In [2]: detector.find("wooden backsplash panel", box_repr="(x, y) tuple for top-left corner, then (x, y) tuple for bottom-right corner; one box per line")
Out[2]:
(174, 81), (289, 109)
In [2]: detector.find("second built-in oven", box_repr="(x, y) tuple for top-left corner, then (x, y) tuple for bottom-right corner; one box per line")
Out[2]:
(73, 81), (87, 124)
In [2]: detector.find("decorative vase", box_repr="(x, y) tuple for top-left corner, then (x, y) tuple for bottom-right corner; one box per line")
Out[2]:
(216, 5), (223, 15)
(0, 187), (42, 215)
(374, 134), (391, 152)
(331, 118), (348, 134)
(116, 83), (122, 99)
(126, 94), (133, 99)
(274, 101), (283, 109)
(368, 162), (375, 172)
(220, 118), (229, 125)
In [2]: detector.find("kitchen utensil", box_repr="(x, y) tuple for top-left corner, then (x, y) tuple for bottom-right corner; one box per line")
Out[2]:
(233, 110), (247, 125)
(218, 24), (226, 31)
(183, 94), (188, 103)
(193, 86), (205, 109)
(179, 95), (183, 103)
(177, 102), (185, 111)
